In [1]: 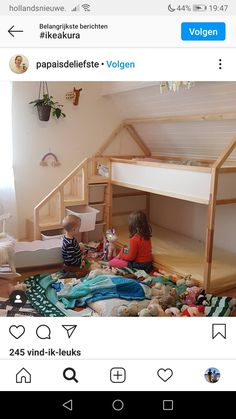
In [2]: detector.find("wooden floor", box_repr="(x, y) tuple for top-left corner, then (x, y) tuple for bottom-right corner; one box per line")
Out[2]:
(116, 223), (236, 294)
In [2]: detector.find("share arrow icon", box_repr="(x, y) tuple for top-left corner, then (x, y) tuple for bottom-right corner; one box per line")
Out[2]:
(62, 325), (77, 338)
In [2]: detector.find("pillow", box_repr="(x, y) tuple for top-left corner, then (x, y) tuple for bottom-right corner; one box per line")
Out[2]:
(88, 298), (150, 317)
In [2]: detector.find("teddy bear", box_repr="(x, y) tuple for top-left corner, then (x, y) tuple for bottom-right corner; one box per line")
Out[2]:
(117, 302), (140, 317)
(117, 305), (130, 316)
(103, 228), (117, 261)
(151, 284), (177, 309)
(151, 282), (170, 297)
(138, 299), (166, 317)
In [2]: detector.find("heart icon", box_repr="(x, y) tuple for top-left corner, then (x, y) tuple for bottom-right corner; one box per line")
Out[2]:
(9, 325), (25, 339)
(157, 368), (173, 382)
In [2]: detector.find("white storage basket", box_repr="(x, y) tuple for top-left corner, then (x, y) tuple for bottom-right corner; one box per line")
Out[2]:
(66, 205), (99, 232)
(41, 228), (64, 240)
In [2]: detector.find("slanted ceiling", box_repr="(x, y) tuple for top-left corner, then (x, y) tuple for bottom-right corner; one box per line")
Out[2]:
(106, 82), (236, 160)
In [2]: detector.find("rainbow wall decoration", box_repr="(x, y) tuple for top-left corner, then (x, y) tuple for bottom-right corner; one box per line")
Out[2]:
(40, 152), (60, 167)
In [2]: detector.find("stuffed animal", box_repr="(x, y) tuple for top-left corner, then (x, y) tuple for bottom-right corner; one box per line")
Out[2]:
(151, 284), (177, 309)
(8, 281), (28, 295)
(179, 286), (202, 305)
(117, 305), (130, 316)
(181, 304), (205, 317)
(126, 302), (139, 316)
(103, 228), (117, 261)
(117, 302), (139, 317)
(165, 307), (181, 316)
(196, 289), (210, 306)
(138, 300), (166, 317)
(151, 282), (168, 297)
(138, 308), (152, 317)
(185, 276), (199, 287)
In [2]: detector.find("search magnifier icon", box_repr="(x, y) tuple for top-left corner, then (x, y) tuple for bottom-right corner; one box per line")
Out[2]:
(63, 367), (78, 383)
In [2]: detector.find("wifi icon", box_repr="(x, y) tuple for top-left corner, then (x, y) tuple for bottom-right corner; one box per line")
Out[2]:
(81, 4), (91, 12)
(71, 3), (91, 12)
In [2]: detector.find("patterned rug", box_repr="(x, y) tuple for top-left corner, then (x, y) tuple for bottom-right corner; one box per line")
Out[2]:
(0, 297), (40, 317)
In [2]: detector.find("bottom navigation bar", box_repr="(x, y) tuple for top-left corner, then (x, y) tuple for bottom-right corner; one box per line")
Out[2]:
(0, 360), (234, 391)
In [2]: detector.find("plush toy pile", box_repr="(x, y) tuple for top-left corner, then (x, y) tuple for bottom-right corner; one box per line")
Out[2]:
(116, 273), (211, 317)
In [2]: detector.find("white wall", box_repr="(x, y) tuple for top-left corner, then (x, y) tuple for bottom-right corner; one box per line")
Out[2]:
(150, 194), (236, 253)
(107, 81), (236, 160)
(12, 82), (121, 239)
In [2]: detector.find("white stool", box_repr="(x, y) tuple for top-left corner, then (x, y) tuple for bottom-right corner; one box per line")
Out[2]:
(0, 214), (20, 279)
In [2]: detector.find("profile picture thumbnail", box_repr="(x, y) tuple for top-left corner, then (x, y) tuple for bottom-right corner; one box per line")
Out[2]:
(9, 54), (29, 74)
(204, 367), (220, 383)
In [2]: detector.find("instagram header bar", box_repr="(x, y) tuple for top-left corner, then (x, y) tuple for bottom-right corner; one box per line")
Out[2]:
(1, 16), (236, 48)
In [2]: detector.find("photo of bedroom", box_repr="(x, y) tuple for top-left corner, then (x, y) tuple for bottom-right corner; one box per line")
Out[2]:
(0, 81), (236, 317)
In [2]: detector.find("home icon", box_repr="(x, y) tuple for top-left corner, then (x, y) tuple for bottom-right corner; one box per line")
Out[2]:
(16, 368), (31, 383)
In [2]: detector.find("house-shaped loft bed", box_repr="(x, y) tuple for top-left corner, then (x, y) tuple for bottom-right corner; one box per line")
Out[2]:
(96, 112), (236, 294)
(31, 112), (236, 294)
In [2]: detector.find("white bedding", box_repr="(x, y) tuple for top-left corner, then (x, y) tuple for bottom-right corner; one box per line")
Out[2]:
(88, 298), (150, 316)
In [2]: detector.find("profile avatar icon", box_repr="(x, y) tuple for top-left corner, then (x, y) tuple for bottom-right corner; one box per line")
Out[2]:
(14, 294), (22, 304)
(9, 290), (27, 308)
(204, 367), (220, 383)
(9, 54), (29, 74)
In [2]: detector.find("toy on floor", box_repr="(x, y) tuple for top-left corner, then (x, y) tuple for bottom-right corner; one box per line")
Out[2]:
(179, 286), (209, 306)
(165, 307), (181, 316)
(8, 281), (28, 295)
(103, 228), (117, 261)
(181, 304), (205, 317)
(117, 302), (141, 317)
(176, 275), (199, 287)
(196, 290), (210, 306)
(138, 303), (165, 317)
(151, 283), (177, 309)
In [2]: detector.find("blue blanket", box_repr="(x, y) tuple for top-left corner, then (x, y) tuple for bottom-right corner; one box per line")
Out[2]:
(58, 274), (152, 309)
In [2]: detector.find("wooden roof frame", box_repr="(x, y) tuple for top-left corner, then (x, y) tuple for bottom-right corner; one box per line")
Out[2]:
(96, 111), (236, 165)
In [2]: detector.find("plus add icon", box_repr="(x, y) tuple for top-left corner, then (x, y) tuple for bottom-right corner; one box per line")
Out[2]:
(110, 367), (126, 383)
